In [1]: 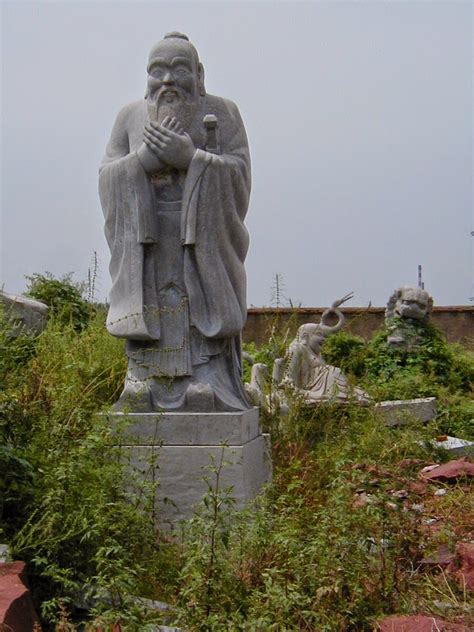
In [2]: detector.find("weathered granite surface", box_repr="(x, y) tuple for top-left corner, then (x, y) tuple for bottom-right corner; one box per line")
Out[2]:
(375, 397), (437, 426)
(99, 32), (252, 414)
(108, 409), (271, 524)
(100, 33), (270, 522)
(0, 290), (48, 336)
(111, 409), (260, 446)
(385, 287), (434, 350)
(431, 435), (474, 457)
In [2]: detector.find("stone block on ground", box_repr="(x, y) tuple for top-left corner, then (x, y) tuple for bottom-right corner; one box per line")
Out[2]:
(0, 290), (48, 336)
(0, 561), (42, 631)
(419, 544), (455, 571)
(431, 436), (474, 457)
(375, 397), (437, 427)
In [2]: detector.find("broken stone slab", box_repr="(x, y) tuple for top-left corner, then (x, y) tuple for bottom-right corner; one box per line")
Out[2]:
(420, 458), (474, 483)
(75, 586), (176, 628)
(378, 614), (468, 631)
(0, 561), (42, 631)
(431, 435), (474, 457)
(447, 542), (474, 592)
(0, 290), (48, 336)
(375, 397), (437, 427)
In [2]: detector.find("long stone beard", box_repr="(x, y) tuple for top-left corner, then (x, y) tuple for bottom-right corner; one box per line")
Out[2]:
(147, 94), (198, 133)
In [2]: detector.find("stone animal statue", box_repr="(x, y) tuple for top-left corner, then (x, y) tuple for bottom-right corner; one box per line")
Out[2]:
(385, 287), (433, 349)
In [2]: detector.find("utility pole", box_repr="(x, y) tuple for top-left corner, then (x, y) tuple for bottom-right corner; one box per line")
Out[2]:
(470, 231), (474, 301)
(417, 265), (425, 290)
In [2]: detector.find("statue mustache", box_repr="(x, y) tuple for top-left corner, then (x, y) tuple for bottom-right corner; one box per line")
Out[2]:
(149, 85), (190, 104)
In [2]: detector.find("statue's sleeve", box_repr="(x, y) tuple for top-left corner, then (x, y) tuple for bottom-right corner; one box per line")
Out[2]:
(181, 100), (251, 339)
(98, 104), (157, 340)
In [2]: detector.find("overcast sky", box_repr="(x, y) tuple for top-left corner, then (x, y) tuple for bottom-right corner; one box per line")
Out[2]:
(1, 0), (472, 307)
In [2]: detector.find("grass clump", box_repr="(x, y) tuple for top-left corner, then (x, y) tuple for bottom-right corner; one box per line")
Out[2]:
(0, 308), (175, 628)
(0, 290), (473, 630)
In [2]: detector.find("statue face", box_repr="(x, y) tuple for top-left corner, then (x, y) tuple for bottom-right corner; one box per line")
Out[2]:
(395, 288), (429, 321)
(147, 40), (200, 114)
(301, 327), (324, 354)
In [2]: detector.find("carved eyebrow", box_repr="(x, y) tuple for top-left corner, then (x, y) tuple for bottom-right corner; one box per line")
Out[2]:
(148, 56), (192, 72)
(147, 58), (166, 72)
(170, 56), (192, 67)
(149, 57), (165, 66)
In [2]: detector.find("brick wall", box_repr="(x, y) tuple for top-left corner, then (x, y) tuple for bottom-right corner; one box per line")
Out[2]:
(243, 306), (474, 349)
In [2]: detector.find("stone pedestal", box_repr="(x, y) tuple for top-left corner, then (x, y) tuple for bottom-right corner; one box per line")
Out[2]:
(106, 408), (271, 525)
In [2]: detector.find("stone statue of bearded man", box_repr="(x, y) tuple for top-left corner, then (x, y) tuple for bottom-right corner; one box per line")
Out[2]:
(99, 33), (251, 413)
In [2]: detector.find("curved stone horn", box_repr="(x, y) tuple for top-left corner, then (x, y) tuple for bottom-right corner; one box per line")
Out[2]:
(318, 292), (353, 335)
(318, 307), (345, 335)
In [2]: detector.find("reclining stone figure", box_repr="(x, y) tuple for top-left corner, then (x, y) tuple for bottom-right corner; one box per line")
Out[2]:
(246, 293), (370, 410)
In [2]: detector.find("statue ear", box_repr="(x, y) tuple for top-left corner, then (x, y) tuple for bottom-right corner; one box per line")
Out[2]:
(386, 289), (400, 319)
(198, 62), (206, 96)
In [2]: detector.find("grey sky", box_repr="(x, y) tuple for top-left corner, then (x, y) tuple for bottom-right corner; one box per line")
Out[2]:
(1, 0), (472, 307)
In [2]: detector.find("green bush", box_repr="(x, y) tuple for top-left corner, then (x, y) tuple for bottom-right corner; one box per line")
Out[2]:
(26, 272), (94, 331)
(0, 311), (171, 627)
(321, 331), (368, 378)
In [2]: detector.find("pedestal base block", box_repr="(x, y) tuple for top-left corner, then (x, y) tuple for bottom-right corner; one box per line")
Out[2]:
(106, 408), (271, 524)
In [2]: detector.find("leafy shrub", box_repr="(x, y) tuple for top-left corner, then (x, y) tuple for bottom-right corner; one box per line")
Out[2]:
(1, 289), (473, 629)
(26, 272), (93, 331)
(0, 310), (168, 627)
(321, 331), (368, 378)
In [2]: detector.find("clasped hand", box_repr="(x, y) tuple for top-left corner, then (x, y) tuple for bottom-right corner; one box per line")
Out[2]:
(144, 116), (196, 171)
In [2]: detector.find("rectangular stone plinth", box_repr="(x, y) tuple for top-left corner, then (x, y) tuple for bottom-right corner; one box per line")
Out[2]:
(107, 409), (271, 525)
(106, 407), (260, 446)
(375, 397), (437, 427)
(125, 434), (271, 524)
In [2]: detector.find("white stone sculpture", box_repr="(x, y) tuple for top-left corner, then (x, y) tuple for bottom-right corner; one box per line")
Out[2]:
(246, 293), (370, 409)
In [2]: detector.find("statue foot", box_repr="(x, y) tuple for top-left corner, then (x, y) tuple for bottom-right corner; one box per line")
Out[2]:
(185, 383), (216, 412)
(112, 381), (153, 413)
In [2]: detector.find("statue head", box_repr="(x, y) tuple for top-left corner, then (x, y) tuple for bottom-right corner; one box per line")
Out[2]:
(297, 323), (325, 355)
(145, 32), (205, 130)
(386, 287), (433, 322)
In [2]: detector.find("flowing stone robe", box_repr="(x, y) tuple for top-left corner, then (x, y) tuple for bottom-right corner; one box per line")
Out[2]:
(99, 95), (252, 411)
(281, 341), (371, 404)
